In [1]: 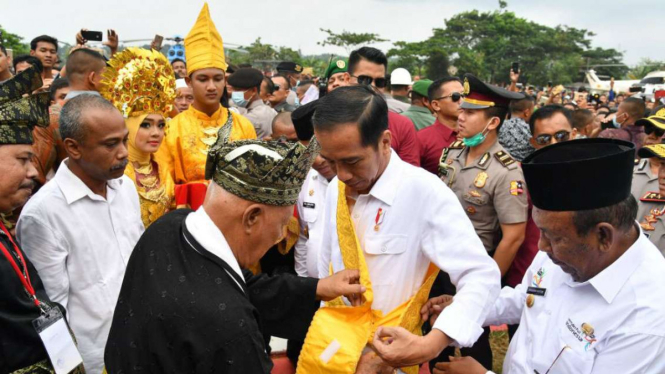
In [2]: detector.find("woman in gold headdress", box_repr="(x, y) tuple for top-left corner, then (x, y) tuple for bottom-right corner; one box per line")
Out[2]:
(100, 47), (176, 227)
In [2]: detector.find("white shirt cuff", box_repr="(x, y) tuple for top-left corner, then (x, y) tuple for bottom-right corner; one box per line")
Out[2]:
(431, 305), (484, 348)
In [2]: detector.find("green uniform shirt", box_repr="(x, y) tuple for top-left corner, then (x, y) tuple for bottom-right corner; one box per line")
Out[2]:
(404, 105), (436, 131)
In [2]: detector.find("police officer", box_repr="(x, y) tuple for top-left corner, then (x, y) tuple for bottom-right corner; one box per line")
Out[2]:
(276, 61), (302, 107)
(636, 143), (665, 252)
(632, 115), (665, 227)
(434, 74), (528, 368)
(227, 67), (277, 139)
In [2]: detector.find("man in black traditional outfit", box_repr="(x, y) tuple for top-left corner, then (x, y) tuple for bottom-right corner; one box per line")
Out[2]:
(104, 134), (365, 373)
(0, 68), (84, 374)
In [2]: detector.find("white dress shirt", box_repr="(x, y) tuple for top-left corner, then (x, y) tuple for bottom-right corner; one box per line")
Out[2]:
(295, 169), (330, 278)
(318, 151), (500, 347)
(17, 160), (144, 374)
(486, 229), (665, 374)
(185, 207), (244, 289)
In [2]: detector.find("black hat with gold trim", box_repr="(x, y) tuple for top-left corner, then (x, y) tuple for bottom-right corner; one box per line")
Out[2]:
(638, 144), (665, 160)
(0, 67), (50, 145)
(635, 116), (665, 131)
(461, 73), (525, 109)
(205, 137), (320, 206)
(276, 61), (303, 74)
(523, 138), (635, 211)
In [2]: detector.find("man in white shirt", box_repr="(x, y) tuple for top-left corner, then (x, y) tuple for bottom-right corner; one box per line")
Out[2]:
(17, 94), (144, 374)
(411, 138), (665, 374)
(295, 85), (500, 373)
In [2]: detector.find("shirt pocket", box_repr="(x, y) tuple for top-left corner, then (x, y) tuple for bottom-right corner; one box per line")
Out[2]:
(301, 200), (319, 224)
(546, 327), (595, 374)
(364, 234), (408, 256)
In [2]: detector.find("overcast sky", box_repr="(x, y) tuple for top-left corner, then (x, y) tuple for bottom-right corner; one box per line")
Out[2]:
(3, 0), (663, 66)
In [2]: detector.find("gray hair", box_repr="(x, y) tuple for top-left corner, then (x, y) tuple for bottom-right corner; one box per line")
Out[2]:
(59, 94), (117, 143)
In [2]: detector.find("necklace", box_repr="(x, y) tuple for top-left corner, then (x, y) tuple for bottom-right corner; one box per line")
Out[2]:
(198, 108), (234, 155)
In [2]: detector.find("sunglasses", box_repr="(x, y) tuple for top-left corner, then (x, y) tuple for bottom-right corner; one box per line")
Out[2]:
(352, 75), (387, 88)
(535, 130), (571, 146)
(433, 92), (465, 102)
(645, 123), (665, 138)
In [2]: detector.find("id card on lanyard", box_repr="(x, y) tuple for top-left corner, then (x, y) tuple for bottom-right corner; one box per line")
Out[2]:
(0, 223), (83, 374)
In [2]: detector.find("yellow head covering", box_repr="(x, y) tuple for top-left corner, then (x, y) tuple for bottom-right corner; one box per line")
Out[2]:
(185, 3), (227, 75)
(125, 114), (151, 165)
(101, 47), (176, 118)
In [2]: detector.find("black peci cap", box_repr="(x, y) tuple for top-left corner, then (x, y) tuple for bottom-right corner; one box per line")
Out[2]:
(522, 138), (635, 211)
(227, 67), (264, 89)
(291, 100), (319, 141)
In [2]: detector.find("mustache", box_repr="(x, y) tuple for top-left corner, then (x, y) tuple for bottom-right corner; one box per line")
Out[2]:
(110, 159), (128, 172)
(20, 180), (35, 190)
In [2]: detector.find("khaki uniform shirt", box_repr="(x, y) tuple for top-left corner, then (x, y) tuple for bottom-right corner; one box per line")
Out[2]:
(244, 99), (277, 139)
(439, 139), (528, 252)
(632, 159), (665, 251)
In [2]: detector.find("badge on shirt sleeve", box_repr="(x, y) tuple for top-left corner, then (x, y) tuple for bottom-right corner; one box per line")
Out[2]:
(33, 307), (84, 374)
(474, 172), (488, 188)
(510, 180), (524, 196)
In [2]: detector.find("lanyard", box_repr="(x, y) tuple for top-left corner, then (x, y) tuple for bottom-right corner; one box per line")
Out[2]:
(0, 223), (41, 309)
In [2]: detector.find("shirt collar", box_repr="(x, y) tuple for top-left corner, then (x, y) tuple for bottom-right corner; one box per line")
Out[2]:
(434, 119), (457, 142)
(456, 139), (501, 170)
(407, 106), (432, 114)
(64, 90), (100, 100)
(55, 159), (123, 204)
(366, 150), (402, 206)
(187, 104), (226, 123)
(586, 224), (649, 303)
(185, 207), (244, 282)
(634, 159), (657, 180)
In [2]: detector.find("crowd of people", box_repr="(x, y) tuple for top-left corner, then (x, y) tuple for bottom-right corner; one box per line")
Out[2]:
(1, 3), (665, 374)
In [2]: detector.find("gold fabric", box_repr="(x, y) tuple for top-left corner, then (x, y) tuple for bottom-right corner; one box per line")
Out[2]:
(296, 180), (438, 374)
(185, 3), (227, 74)
(156, 105), (256, 184)
(100, 48), (176, 118)
(124, 115), (175, 227)
(10, 359), (85, 374)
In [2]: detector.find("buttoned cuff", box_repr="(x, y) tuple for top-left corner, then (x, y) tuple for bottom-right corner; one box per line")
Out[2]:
(431, 306), (484, 348)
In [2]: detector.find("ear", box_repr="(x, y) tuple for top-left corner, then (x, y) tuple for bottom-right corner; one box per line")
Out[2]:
(342, 72), (351, 83)
(87, 70), (97, 89)
(380, 130), (392, 154)
(185, 76), (192, 87)
(529, 137), (538, 148)
(487, 116), (501, 131)
(595, 223), (615, 252)
(29, 50), (36, 57)
(430, 99), (441, 112)
(242, 205), (264, 235)
(63, 138), (82, 160)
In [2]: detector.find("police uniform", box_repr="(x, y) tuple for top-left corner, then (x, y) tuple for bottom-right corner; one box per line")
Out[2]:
(432, 75), (527, 369)
(637, 144), (665, 253)
(227, 67), (277, 138)
(485, 138), (665, 374)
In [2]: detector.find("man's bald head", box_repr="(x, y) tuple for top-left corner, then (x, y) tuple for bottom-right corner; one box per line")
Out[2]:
(65, 49), (106, 91)
(271, 112), (297, 141)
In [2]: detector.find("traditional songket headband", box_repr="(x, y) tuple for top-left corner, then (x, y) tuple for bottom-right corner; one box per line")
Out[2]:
(205, 136), (320, 206)
(0, 67), (50, 144)
(522, 138), (635, 211)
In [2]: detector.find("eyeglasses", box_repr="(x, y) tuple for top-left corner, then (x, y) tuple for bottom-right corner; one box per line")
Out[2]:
(351, 75), (387, 88)
(433, 92), (465, 102)
(645, 123), (665, 138)
(535, 130), (571, 145)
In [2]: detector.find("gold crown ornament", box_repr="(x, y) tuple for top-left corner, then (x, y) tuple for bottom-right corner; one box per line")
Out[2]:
(101, 47), (176, 118)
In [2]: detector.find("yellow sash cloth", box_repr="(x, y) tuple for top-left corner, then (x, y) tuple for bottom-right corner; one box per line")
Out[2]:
(297, 181), (438, 374)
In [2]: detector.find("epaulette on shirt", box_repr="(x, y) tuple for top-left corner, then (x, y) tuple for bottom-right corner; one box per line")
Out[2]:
(494, 151), (517, 168)
(641, 192), (665, 202)
(449, 140), (465, 149)
(635, 159), (648, 171)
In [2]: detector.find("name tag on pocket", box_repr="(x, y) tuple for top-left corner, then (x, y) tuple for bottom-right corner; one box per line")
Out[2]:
(303, 202), (316, 209)
(527, 287), (547, 297)
(33, 307), (83, 374)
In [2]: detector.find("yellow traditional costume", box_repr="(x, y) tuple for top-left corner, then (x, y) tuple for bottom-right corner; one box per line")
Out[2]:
(100, 48), (176, 227)
(296, 181), (438, 374)
(156, 3), (256, 209)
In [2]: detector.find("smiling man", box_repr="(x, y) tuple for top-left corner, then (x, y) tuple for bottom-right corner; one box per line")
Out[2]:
(420, 138), (665, 374)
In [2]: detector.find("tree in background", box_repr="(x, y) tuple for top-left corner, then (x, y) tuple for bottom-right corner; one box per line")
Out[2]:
(318, 29), (387, 53)
(0, 25), (29, 55)
(627, 58), (665, 80)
